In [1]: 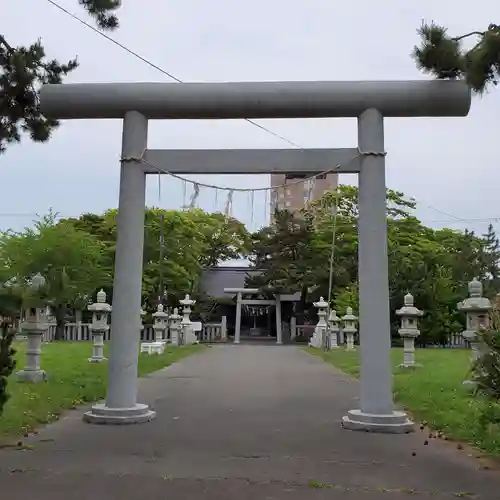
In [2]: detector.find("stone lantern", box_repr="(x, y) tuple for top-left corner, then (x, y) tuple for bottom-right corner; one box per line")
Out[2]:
(342, 307), (358, 350)
(395, 292), (423, 368)
(328, 309), (341, 349)
(179, 294), (198, 345)
(17, 273), (49, 383)
(152, 303), (169, 343)
(309, 297), (328, 348)
(88, 289), (112, 363)
(457, 278), (492, 386)
(169, 307), (182, 346)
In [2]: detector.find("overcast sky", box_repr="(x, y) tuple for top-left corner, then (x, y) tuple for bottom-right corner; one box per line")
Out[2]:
(1, 0), (498, 236)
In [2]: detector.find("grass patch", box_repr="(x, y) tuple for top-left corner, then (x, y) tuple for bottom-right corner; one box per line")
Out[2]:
(310, 347), (500, 457)
(0, 341), (204, 441)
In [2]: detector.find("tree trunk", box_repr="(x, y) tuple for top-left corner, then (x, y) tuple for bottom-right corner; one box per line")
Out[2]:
(54, 306), (66, 341)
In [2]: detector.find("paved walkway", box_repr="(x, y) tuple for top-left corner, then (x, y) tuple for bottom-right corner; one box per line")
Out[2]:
(2, 345), (500, 499)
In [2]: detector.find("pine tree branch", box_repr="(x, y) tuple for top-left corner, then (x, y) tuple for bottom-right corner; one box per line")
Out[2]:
(412, 21), (500, 94)
(0, 34), (14, 52)
(0, 0), (122, 154)
(77, 0), (121, 30)
(452, 31), (486, 42)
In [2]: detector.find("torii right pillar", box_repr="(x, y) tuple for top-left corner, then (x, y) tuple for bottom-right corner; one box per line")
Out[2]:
(342, 109), (413, 433)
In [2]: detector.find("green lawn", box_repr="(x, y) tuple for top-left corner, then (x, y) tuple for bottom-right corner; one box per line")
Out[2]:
(1, 341), (204, 441)
(310, 347), (500, 457)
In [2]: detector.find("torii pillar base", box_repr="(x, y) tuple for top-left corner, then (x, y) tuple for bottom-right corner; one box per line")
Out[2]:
(83, 403), (156, 425)
(342, 409), (414, 434)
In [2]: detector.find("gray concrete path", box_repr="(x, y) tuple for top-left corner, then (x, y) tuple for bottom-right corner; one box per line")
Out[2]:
(2, 345), (500, 499)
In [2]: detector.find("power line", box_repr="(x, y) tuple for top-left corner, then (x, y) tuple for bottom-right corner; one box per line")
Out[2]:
(413, 200), (470, 223)
(44, 0), (301, 148)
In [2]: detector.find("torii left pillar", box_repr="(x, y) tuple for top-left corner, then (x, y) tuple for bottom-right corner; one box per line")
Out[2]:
(84, 111), (156, 424)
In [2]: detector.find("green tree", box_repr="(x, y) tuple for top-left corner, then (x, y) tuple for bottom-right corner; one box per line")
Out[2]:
(143, 208), (250, 308)
(248, 209), (320, 311)
(480, 224), (500, 282)
(250, 185), (499, 345)
(249, 186), (418, 314)
(0, 213), (111, 339)
(1, 1), (121, 153)
(311, 186), (419, 297)
(315, 184), (416, 220)
(186, 209), (251, 268)
(412, 21), (500, 93)
(64, 208), (250, 309)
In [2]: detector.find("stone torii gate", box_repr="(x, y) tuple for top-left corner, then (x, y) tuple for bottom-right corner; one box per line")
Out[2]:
(40, 80), (470, 432)
(223, 287), (293, 344)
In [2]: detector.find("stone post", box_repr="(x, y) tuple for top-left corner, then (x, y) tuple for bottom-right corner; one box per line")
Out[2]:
(234, 292), (242, 344)
(17, 273), (48, 383)
(75, 309), (83, 340)
(395, 292), (423, 368)
(309, 297), (328, 348)
(328, 309), (340, 349)
(342, 307), (357, 350)
(88, 289), (112, 363)
(152, 303), (168, 343)
(290, 316), (297, 341)
(338, 324), (345, 345)
(220, 315), (228, 342)
(275, 295), (283, 345)
(179, 294), (197, 344)
(169, 307), (182, 346)
(457, 278), (492, 387)
(140, 307), (146, 339)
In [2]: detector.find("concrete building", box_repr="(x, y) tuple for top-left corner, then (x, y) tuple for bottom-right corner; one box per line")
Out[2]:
(270, 172), (338, 213)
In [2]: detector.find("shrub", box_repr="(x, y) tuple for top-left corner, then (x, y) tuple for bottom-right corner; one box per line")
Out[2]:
(473, 330), (500, 400)
(0, 322), (16, 415)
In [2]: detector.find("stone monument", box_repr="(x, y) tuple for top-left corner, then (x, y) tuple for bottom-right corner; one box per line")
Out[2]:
(169, 307), (182, 346)
(395, 292), (423, 368)
(457, 278), (492, 387)
(309, 297), (328, 348)
(328, 309), (341, 349)
(152, 303), (169, 343)
(342, 307), (358, 350)
(88, 289), (111, 363)
(17, 273), (48, 383)
(179, 294), (198, 345)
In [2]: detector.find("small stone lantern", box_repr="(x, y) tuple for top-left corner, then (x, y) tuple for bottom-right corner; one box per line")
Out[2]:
(342, 307), (358, 350)
(169, 307), (182, 346)
(457, 278), (492, 386)
(328, 309), (341, 349)
(88, 289), (112, 363)
(17, 273), (49, 383)
(179, 294), (198, 345)
(152, 303), (168, 343)
(395, 292), (423, 368)
(309, 297), (328, 348)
